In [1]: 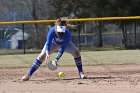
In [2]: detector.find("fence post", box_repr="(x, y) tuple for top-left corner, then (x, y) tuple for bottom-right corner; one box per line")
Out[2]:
(134, 20), (137, 48)
(78, 22), (81, 51)
(22, 24), (25, 54)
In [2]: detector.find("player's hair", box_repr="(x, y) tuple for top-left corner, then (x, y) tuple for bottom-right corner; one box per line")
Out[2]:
(55, 17), (68, 26)
(55, 17), (76, 29)
(55, 17), (76, 32)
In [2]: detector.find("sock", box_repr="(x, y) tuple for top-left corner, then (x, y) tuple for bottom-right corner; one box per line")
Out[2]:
(74, 57), (83, 73)
(28, 59), (42, 76)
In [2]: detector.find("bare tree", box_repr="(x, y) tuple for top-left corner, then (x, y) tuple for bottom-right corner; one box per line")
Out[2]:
(22, 0), (51, 48)
(22, 0), (40, 48)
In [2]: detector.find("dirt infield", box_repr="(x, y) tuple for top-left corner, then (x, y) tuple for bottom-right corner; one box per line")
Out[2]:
(1, 65), (140, 93)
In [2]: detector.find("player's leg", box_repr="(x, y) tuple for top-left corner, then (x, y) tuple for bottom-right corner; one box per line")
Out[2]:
(21, 44), (46, 81)
(27, 45), (46, 78)
(65, 42), (86, 79)
(21, 43), (58, 81)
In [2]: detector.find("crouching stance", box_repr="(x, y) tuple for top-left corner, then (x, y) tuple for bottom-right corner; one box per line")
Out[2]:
(21, 17), (86, 81)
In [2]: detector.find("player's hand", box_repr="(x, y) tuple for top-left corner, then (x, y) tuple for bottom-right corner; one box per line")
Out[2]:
(54, 59), (58, 63)
(45, 51), (50, 61)
(52, 59), (58, 67)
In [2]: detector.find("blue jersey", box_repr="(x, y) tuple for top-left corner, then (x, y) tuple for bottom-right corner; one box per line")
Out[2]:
(46, 26), (71, 53)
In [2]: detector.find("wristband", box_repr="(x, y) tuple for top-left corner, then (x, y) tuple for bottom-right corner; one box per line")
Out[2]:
(56, 52), (63, 60)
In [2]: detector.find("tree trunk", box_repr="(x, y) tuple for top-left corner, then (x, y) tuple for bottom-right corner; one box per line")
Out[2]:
(122, 22), (127, 47)
(95, 21), (103, 47)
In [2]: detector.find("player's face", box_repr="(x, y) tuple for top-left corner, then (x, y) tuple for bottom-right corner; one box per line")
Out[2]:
(56, 25), (66, 37)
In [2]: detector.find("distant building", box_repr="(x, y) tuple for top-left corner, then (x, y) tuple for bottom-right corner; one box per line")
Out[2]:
(10, 29), (29, 49)
(0, 28), (29, 49)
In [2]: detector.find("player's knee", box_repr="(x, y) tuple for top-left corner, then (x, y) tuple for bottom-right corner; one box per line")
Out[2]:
(74, 51), (80, 57)
(38, 55), (45, 62)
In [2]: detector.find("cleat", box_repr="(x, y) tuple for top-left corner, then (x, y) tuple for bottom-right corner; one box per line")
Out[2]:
(21, 74), (31, 81)
(79, 72), (87, 79)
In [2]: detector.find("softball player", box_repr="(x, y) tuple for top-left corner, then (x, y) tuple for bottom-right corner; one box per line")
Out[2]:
(21, 17), (86, 81)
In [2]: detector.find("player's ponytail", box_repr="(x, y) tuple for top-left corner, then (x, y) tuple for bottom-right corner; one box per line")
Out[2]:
(55, 17), (76, 29)
(55, 17), (68, 26)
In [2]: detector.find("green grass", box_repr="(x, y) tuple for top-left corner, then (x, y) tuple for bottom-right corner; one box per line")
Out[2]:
(0, 50), (140, 68)
(81, 46), (125, 51)
(0, 49), (41, 55)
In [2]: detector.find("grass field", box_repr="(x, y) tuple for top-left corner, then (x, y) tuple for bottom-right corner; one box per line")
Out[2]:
(0, 50), (140, 68)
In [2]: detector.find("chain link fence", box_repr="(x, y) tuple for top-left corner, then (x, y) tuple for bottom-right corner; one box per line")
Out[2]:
(0, 18), (140, 55)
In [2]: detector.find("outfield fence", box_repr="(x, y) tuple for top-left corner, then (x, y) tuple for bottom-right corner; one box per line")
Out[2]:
(0, 16), (140, 54)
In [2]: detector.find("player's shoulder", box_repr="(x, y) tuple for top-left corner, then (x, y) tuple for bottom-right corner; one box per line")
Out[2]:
(50, 26), (55, 31)
(48, 26), (55, 34)
(65, 28), (71, 34)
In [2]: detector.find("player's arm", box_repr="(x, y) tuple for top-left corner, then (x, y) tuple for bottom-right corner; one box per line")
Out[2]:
(55, 31), (71, 61)
(45, 28), (54, 59)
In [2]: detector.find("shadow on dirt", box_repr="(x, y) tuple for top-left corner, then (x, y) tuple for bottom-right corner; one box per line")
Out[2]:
(63, 76), (115, 80)
(17, 76), (115, 82)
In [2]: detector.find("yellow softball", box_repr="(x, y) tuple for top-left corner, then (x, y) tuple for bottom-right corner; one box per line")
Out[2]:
(58, 72), (65, 78)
